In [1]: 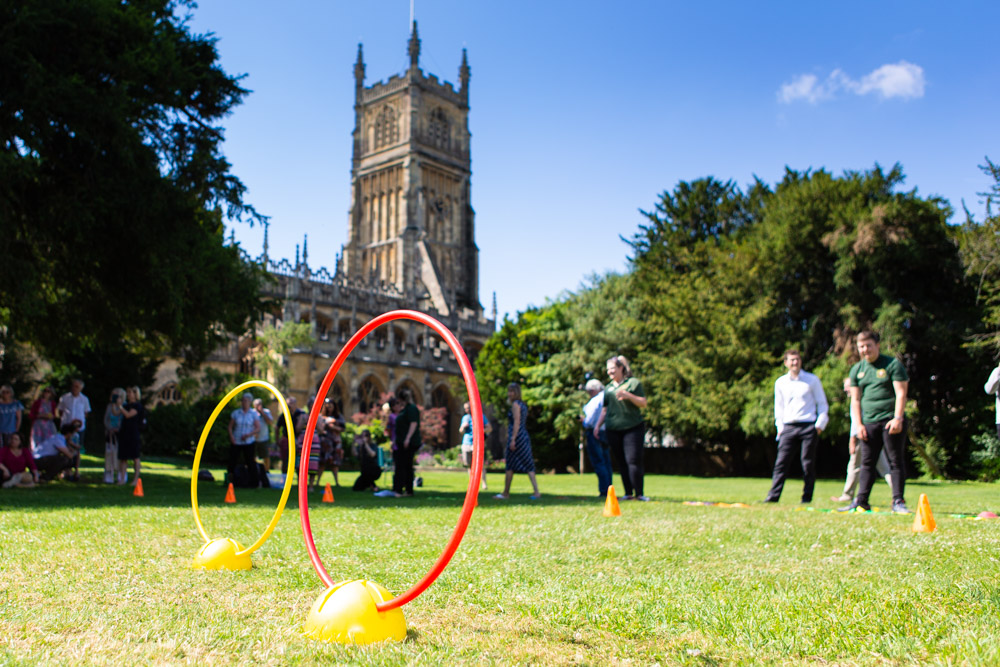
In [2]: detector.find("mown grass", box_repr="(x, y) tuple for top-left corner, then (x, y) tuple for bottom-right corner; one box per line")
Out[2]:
(1, 455), (999, 665)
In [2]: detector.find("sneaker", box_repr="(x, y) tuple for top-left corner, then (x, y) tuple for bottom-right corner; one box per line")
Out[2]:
(103, 473), (114, 484)
(892, 500), (911, 514)
(830, 494), (852, 502)
(762, 498), (779, 503)
(618, 495), (635, 501)
(836, 501), (871, 513)
(493, 493), (508, 500)
(636, 495), (651, 502)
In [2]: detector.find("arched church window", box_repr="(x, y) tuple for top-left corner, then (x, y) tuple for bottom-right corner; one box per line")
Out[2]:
(428, 108), (450, 150)
(374, 105), (398, 149)
(357, 377), (383, 414)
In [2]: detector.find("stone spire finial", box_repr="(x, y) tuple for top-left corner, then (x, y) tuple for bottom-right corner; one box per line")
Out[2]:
(262, 220), (269, 262)
(491, 291), (498, 327)
(408, 20), (420, 69)
(295, 244), (300, 267)
(354, 43), (365, 89)
(459, 47), (470, 94)
(302, 234), (309, 266)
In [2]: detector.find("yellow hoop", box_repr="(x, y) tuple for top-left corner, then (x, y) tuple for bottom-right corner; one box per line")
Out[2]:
(190, 380), (296, 557)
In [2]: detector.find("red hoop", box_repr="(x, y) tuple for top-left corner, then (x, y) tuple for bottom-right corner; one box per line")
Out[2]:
(298, 310), (485, 611)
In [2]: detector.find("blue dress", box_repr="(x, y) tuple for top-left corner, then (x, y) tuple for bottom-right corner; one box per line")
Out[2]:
(505, 400), (535, 473)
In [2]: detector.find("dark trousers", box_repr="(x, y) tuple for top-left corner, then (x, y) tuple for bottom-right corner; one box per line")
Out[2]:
(584, 429), (613, 496)
(228, 444), (256, 476)
(353, 458), (382, 491)
(608, 422), (646, 497)
(392, 446), (416, 495)
(36, 454), (72, 481)
(766, 422), (818, 502)
(857, 418), (906, 507)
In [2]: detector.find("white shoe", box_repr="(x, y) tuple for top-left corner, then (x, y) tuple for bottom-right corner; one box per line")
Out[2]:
(103, 473), (114, 484)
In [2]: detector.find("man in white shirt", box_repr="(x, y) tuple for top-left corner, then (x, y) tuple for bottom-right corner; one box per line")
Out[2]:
(985, 365), (1000, 440)
(56, 379), (91, 448)
(765, 349), (829, 504)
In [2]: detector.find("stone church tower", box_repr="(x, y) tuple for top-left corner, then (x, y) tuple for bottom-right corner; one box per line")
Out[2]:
(343, 22), (480, 316)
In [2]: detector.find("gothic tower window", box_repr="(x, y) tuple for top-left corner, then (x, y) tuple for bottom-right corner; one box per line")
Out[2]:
(428, 108), (450, 150)
(374, 105), (398, 149)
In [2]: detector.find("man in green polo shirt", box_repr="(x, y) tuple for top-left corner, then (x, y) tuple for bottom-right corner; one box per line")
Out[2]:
(838, 330), (910, 514)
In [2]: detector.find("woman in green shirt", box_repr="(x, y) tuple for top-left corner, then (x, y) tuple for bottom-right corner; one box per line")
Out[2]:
(594, 356), (649, 501)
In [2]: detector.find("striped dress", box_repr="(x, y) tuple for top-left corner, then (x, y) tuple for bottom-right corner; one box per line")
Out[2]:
(505, 400), (535, 473)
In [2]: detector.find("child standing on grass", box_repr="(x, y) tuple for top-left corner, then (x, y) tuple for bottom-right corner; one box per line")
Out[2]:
(103, 388), (125, 484)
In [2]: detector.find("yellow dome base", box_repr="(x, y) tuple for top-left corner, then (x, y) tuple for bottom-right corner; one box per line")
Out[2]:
(190, 537), (253, 571)
(303, 579), (406, 645)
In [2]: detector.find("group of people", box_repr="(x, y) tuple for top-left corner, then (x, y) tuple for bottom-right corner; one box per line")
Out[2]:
(579, 356), (650, 502)
(0, 379), (145, 489)
(765, 331), (911, 513)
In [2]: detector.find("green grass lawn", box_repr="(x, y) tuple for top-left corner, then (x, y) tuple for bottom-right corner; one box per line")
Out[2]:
(2, 455), (999, 665)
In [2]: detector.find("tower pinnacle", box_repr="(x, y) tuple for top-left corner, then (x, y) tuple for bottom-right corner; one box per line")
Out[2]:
(408, 21), (420, 69)
(354, 43), (365, 89)
(459, 48), (470, 96)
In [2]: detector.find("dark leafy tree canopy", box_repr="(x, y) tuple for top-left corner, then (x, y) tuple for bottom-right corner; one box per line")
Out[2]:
(0, 0), (268, 369)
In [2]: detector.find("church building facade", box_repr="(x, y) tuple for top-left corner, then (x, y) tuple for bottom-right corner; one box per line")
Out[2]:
(158, 24), (494, 445)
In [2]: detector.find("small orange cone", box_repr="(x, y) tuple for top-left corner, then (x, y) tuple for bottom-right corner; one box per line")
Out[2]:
(133, 478), (144, 497)
(912, 493), (936, 533)
(224, 482), (236, 504)
(322, 483), (334, 503)
(603, 485), (621, 517)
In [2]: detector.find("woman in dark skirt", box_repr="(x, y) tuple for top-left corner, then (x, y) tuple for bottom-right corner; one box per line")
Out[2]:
(494, 382), (541, 499)
(117, 386), (145, 487)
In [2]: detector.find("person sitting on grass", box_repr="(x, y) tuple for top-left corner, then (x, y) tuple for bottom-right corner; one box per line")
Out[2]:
(1, 433), (40, 488)
(33, 422), (79, 482)
(352, 428), (383, 492)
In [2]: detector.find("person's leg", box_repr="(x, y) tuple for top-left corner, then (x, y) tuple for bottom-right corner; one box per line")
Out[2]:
(527, 471), (541, 497)
(875, 449), (893, 492)
(766, 429), (797, 501)
(622, 424), (646, 498)
(799, 425), (818, 503)
(392, 449), (405, 494)
(404, 447), (416, 494)
(607, 429), (633, 497)
(855, 421), (887, 508)
(118, 457), (129, 484)
(881, 421), (907, 505)
(843, 443), (861, 496)
(133, 458), (141, 485)
(585, 431), (613, 496)
(104, 435), (115, 483)
(502, 469), (513, 496)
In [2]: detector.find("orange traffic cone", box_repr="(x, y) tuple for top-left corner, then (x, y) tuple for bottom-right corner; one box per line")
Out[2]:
(603, 485), (621, 517)
(322, 483), (334, 503)
(224, 482), (236, 504)
(912, 493), (936, 533)
(133, 478), (144, 498)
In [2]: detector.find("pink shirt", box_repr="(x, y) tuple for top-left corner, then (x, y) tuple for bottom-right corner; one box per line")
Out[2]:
(0, 446), (37, 475)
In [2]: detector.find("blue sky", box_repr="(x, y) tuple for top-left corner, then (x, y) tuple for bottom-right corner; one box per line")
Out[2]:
(189, 1), (999, 321)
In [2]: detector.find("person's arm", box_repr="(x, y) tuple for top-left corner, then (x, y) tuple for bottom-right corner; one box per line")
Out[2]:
(509, 403), (521, 450)
(403, 422), (417, 448)
(594, 406), (606, 438)
(228, 416), (237, 444)
(888, 381), (908, 435)
(813, 376), (829, 433)
(774, 378), (784, 436)
(850, 386), (867, 440)
(120, 403), (138, 418)
(459, 416), (470, 434)
(616, 385), (647, 409)
(986, 367), (1000, 395)
(15, 405), (22, 432)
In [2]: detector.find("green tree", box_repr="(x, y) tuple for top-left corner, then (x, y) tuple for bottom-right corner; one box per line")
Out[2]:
(0, 0), (267, 371)
(251, 321), (314, 393)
